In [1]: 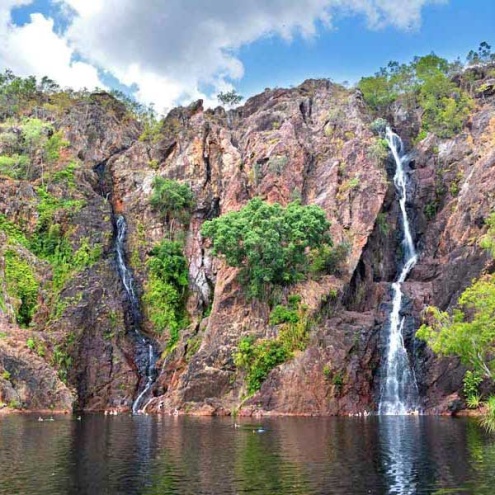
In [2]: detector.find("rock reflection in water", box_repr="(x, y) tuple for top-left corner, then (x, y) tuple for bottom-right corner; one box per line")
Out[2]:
(1, 415), (495, 494)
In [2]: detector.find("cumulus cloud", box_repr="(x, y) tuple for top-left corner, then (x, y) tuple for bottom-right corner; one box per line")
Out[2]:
(0, 2), (104, 90)
(1, 0), (447, 111)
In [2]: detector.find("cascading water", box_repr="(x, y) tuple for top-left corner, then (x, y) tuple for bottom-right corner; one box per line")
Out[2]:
(378, 127), (420, 416)
(115, 215), (158, 414)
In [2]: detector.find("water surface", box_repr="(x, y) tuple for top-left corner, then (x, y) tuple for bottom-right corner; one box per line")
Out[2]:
(1, 414), (494, 494)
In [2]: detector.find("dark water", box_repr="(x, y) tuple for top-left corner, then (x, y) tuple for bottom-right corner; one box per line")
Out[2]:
(1, 415), (495, 494)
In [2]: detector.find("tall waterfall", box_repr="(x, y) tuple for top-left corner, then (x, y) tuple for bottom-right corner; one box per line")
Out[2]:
(378, 127), (419, 415)
(115, 215), (157, 414)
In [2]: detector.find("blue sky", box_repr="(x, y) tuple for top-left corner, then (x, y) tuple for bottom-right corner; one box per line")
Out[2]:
(237, 0), (495, 96)
(1, 0), (494, 112)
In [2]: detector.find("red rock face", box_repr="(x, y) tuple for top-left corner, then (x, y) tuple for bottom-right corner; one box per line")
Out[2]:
(1, 68), (494, 415)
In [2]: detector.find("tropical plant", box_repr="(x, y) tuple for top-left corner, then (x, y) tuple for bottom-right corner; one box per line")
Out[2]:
(201, 198), (332, 298)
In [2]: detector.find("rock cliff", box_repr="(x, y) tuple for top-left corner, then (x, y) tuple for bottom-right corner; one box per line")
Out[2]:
(0, 67), (494, 415)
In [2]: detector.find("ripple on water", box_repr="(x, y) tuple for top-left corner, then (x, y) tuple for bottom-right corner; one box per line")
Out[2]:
(0, 415), (494, 494)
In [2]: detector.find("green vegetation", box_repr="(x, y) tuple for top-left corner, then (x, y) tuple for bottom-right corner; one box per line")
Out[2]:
(466, 41), (495, 66)
(217, 90), (244, 107)
(308, 242), (350, 277)
(150, 177), (195, 226)
(4, 250), (39, 326)
(463, 370), (483, 408)
(417, 275), (495, 378)
(0, 184), (97, 324)
(143, 240), (189, 346)
(358, 52), (475, 138)
(235, 303), (311, 394)
(481, 397), (495, 433)
(417, 212), (495, 429)
(234, 336), (289, 394)
(201, 198), (332, 298)
(0, 118), (69, 180)
(30, 188), (92, 291)
(368, 138), (389, 164)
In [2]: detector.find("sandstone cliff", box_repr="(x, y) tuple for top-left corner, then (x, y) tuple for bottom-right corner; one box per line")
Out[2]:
(0, 67), (494, 415)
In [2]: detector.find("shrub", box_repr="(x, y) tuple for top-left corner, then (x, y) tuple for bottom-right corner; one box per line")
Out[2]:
(480, 396), (495, 433)
(309, 242), (350, 276)
(358, 54), (474, 137)
(235, 302), (311, 394)
(368, 138), (389, 163)
(150, 177), (194, 225)
(201, 198), (332, 298)
(370, 118), (388, 135)
(463, 370), (483, 403)
(4, 250), (38, 326)
(234, 337), (289, 394)
(0, 154), (29, 179)
(269, 305), (299, 325)
(143, 240), (189, 345)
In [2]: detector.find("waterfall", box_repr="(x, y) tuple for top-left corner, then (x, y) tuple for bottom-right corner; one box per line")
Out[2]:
(115, 215), (158, 414)
(378, 127), (419, 415)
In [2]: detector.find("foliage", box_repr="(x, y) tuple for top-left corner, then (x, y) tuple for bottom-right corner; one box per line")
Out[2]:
(234, 336), (290, 394)
(466, 394), (482, 410)
(464, 370), (483, 405)
(480, 213), (495, 258)
(424, 201), (438, 220)
(418, 216), (495, 366)
(368, 138), (389, 163)
(376, 212), (390, 235)
(51, 161), (79, 189)
(269, 303), (299, 326)
(308, 242), (350, 277)
(466, 42), (495, 66)
(235, 303), (311, 394)
(201, 198), (332, 298)
(0, 214), (30, 247)
(150, 177), (195, 225)
(417, 275), (495, 379)
(358, 53), (474, 138)
(418, 212), (495, 394)
(480, 396), (495, 434)
(4, 250), (38, 326)
(51, 344), (72, 383)
(217, 90), (243, 107)
(370, 118), (388, 135)
(139, 118), (163, 144)
(143, 240), (189, 345)
(0, 154), (29, 179)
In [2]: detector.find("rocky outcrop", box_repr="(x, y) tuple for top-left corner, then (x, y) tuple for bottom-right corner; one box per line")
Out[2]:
(0, 316), (73, 411)
(0, 67), (494, 415)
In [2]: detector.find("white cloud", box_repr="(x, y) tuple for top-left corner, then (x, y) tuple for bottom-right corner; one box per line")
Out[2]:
(0, 4), (104, 90)
(0, 0), (447, 112)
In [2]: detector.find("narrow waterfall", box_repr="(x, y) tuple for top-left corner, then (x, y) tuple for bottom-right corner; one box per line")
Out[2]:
(378, 127), (419, 415)
(115, 215), (158, 414)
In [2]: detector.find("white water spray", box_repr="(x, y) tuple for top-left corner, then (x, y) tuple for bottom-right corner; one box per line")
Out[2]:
(378, 128), (419, 415)
(115, 215), (157, 415)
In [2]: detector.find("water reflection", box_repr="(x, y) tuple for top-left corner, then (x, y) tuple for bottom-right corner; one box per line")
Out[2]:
(1, 415), (495, 494)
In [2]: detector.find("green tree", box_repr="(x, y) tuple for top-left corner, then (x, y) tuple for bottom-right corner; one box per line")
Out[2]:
(467, 41), (495, 66)
(150, 177), (194, 227)
(358, 52), (474, 138)
(217, 90), (243, 107)
(201, 198), (332, 298)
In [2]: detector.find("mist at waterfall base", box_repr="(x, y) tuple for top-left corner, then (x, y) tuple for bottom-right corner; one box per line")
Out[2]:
(2, 414), (494, 495)
(378, 128), (420, 416)
(115, 215), (158, 414)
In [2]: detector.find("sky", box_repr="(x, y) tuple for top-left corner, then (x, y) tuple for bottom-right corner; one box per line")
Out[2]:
(0, 0), (493, 114)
